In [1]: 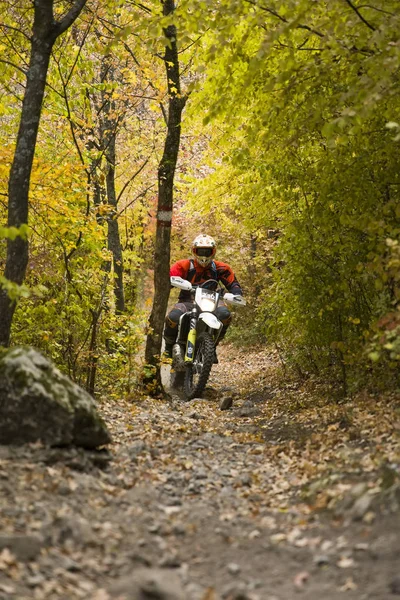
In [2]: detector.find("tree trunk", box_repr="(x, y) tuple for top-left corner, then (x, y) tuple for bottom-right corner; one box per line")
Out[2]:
(143, 0), (186, 393)
(86, 276), (108, 395)
(103, 94), (125, 314)
(0, 35), (52, 346)
(97, 56), (125, 313)
(106, 182), (125, 314)
(0, 0), (87, 347)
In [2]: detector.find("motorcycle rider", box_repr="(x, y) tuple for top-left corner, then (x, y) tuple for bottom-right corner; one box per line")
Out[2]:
(163, 234), (243, 358)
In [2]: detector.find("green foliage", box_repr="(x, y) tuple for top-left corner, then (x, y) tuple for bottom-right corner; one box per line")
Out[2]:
(2, 0), (399, 396)
(182, 0), (400, 390)
(0, 1), (168, 394)
(0, 224), (29, 241)
(367, 238), (400, 365)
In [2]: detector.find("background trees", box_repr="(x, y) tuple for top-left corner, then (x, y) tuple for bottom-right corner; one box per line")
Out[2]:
(0, 0), (399, 395)
(0, 0), (87, 346)
(182, 0), (400, 391)
(0, 0), (175, 392)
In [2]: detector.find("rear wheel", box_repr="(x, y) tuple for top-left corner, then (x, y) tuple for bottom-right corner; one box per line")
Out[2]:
(184, 332), (215, 400)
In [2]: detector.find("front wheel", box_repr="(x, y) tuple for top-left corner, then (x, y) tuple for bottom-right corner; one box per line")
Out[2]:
(184, 332), (215, 400)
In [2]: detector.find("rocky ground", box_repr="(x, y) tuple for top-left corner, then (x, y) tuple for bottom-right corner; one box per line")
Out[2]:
(0, 345), (399, 600)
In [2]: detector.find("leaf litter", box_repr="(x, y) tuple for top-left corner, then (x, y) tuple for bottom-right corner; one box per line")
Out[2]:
(0, 343), (399, 599)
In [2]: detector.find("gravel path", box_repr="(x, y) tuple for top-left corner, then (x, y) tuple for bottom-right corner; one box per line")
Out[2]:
(0, 346), (399, 599)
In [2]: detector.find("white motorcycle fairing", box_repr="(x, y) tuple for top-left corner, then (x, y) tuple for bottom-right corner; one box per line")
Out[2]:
(198, 312), (222, 330)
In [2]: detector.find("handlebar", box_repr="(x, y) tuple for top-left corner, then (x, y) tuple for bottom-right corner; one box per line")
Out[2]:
(170, 276), (246, 306)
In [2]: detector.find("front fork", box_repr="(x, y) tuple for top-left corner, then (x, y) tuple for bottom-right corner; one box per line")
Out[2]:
(185, 309), (198, 363)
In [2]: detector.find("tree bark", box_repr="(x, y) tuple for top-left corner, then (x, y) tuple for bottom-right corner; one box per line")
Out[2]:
(0, 0), (87, 347)
(86, 276), (108, 395)
(106, 173), (125, 314)
(101, 60), (125, 314)
(143, 0), (186, 393)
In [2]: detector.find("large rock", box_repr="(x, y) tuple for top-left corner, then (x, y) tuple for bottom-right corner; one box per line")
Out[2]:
(0, 347), (111, 448)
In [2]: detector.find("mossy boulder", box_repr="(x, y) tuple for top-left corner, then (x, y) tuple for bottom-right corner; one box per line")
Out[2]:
(0, 347), (111, 448)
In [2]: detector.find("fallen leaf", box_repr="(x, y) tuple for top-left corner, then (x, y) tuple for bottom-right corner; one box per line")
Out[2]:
(163, 506), (181, 515)
(0, 549), (17, 570)
(340, 577), (358, 591)
(68, 478), (78, 492)
(0, 583), (15, 594)
(363, 511), (376, 524)
(270, 532), (286, 543)
(294, 571), (309, 587)
(248, 529), (261, 539)
(337, 556), (355, 569)
(201, 588), (216, 600)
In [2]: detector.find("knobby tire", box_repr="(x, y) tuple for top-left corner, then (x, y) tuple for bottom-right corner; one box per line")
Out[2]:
(184, 332), (215, 400)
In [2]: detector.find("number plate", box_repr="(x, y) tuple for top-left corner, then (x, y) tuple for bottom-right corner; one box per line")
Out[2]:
(201, 290), (217, 301)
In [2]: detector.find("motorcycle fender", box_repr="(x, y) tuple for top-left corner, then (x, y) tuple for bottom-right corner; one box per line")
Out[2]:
(199, 312), (222, 330)
(185, 329), (196, 362)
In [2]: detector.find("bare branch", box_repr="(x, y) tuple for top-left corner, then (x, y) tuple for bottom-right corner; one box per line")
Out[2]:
(0, 59), (27, 76)
(160, 101), (168, 125)
(56, 0), (88, 35)
(244, 0), (325, 37)
(53, 54), (90, 190)
(344, 0), (376, 31)
(117, 157), (151, 203)
(65, 13), (95, 88)
(275, 42), (322, 52)
(0, 27), (30, 70)
(178, 34), (205, 55)
(115, 184), (155, 219)
(358, 4), (395, 15)
(0, 22), (31, 41)
(124, 0), (152, 14)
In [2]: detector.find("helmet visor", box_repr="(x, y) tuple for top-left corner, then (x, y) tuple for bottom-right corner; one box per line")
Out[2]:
(194, 247), (214, 258)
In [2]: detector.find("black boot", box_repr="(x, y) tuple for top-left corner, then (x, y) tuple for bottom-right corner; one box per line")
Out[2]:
(163, 342), (173, 358)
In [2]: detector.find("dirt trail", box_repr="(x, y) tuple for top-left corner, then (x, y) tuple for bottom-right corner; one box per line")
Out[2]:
(0, 345), (399, 599)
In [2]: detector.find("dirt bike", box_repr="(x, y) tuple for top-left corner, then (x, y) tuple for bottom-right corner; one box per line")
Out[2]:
(169, 276), (246, 400)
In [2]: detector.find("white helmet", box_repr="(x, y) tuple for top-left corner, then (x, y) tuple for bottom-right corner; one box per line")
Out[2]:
(192, 234), (216, 267)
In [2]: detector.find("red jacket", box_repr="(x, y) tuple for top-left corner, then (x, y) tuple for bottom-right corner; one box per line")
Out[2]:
(170, 258), (242, 302)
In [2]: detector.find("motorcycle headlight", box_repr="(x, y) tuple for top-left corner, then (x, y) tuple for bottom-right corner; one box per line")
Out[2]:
(198, 297), (217, 312)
